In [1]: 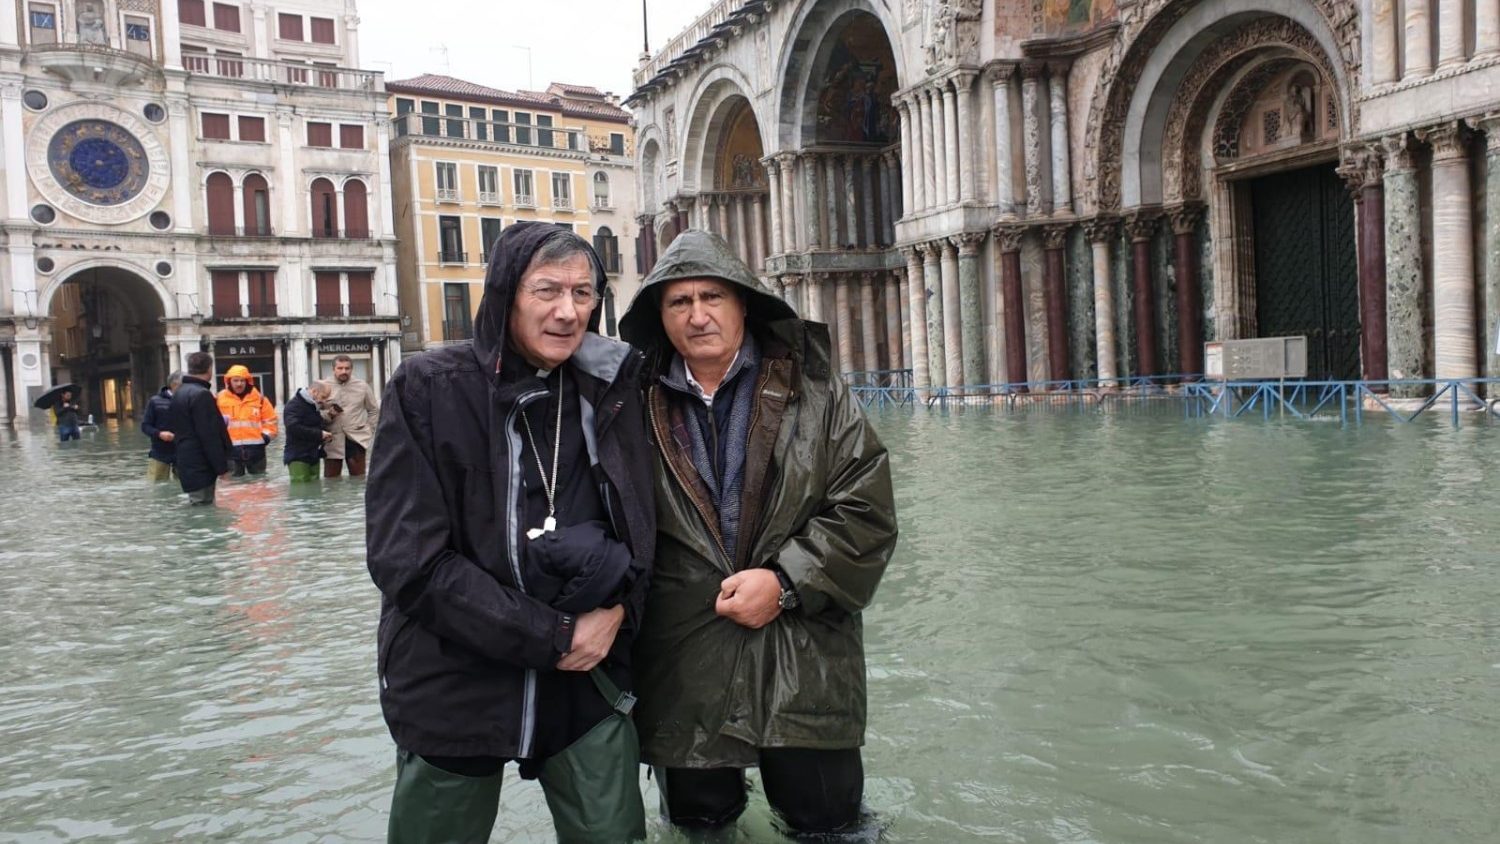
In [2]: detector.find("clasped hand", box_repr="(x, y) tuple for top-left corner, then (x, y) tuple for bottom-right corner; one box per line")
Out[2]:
(715, 569), (782, 629)
(557, 605), (624, 672)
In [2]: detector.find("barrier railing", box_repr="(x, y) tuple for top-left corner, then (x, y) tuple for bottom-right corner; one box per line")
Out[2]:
(843, 371), (1500, 428)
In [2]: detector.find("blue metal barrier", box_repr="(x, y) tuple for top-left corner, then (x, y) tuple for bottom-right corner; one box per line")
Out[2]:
(844, 371), (1500, 428)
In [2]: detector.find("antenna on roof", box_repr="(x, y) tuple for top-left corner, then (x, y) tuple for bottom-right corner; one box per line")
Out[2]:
(642, 0), (649, 55)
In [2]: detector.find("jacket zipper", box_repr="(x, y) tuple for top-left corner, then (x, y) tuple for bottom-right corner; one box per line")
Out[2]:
(648, 385), (733, 568)
(505, 387), (547, 759)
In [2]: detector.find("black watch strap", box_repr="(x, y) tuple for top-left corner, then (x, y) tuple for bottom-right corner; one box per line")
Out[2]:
(554, 613), (576, 655)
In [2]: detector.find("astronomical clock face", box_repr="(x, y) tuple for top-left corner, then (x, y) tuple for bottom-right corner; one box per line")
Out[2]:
(27, 102), (171, 224)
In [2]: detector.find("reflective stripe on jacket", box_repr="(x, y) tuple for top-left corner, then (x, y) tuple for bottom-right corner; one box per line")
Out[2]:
(217, 365), (278, 447)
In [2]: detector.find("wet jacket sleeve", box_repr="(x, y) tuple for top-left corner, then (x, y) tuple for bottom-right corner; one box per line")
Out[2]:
(195, 391), (230, 476)
(141, 400), (164, 440)
(365, 365), (570, 670)
(284, 400), (324, 448)
(259, 395), (279, 439)
(772, 380), (897, 616)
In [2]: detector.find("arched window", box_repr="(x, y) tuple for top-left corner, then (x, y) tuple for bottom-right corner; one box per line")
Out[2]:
(593, 225), (620, 274)
(592, 171), (610, 209)
(242, 173), (271, 236)
(205, 172), (235, 235)
(343, 179), (369, 239)
(310, 177), (338, 237)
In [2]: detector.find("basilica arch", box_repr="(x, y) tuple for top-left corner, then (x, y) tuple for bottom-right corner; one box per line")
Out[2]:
(680, 72), (773, 271)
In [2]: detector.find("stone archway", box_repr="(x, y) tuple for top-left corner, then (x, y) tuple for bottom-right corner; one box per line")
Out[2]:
(681, 77), (772, 271)
(44, 264), (170, 422)
(774, 0), (907, 151)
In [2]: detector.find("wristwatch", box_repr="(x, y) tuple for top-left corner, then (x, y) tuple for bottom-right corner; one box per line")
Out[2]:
(773, 568), (801, 611)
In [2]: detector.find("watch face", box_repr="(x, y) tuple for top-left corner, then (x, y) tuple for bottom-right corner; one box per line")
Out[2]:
(47, 120), (151, 206)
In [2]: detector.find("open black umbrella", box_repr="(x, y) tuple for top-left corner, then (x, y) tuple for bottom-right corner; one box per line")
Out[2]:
(33, 383), (79, 410)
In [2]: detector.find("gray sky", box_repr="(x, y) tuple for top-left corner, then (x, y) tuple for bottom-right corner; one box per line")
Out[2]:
(357, 0), (715, 100)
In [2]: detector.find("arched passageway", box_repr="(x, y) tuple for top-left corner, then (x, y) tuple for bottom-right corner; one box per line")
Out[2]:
(46, 266), (169, 423)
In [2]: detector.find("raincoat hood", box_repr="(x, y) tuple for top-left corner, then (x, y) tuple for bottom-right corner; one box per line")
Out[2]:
(223, 364), (256, 393)
(473, 221), (608, 378)
(619, 229), (799, 353)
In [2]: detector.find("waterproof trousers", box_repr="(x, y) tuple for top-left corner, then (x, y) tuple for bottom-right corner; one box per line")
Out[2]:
(287, 460), (319, 482)
(230, 444), (267, 476)
(146, 458), (175, 482)
(186, 483), (216, 505)
(387, 747), (644, 844)
(657, 748), (863, 834)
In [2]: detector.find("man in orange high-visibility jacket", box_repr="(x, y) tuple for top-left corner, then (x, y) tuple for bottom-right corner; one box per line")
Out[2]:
(216, 364), (278, 476)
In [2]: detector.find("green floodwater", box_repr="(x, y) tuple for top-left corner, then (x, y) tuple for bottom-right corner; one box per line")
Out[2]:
(0, 413), (1497, 843)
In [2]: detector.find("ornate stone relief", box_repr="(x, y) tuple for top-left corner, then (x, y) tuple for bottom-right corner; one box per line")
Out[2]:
(1084, 0), (1363, 211)
(26, 101), (170, 225)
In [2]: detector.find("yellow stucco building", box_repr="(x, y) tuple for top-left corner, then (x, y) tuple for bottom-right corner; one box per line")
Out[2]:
(385, 75), (638, 349)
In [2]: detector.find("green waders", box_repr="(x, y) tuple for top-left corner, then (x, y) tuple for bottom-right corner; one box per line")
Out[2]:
(287, 461), (319, 482)
(387, 668), (645, 844)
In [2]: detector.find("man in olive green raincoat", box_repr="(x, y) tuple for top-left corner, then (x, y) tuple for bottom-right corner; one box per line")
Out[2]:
(620, 230), (898, 835)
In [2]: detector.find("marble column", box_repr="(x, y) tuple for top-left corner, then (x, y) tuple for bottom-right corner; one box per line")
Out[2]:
(718, 194), (732, 241)
(841, 156), (859, 248)
(1405, 0), (1433, 78)
(1418, 122), (1477, 379)
(781, 274), (801, 312)
(1021, 62), (1045, 217)
(1437, 0), (1466, 68)
(942, 81), (960, 207)
(801, 153), (822, 249)
(879, 152), (897, 244)
(898, 98), (916, 216)
(907, 97), (928, 213)
(805, 273), (826, 325)
(860, 273), (879, 373)
(996, 225), (1028, 389)
(825, 155), (841, 247)
(1382, 134), (1424, 386)
(1341, 148), (1391, 383)
(954, 232), (987, 386)
(778, 153), (799, 251)
(922, 89), (940, 211)
(1482, 118), (1500, 393)
(928, 88), (947, 209)
(1125, 212), (1160, 378)
(898, 269), (913, 374)
(764, 158), (783, 256)
(939, 238), (964, 387)
(1168, 203), (1205, 378)
(835, 275), (855, 372)
(1371, 0), (1399, 83)
(903, 249), (931, 392)
(955, 73), (976, 204)
(861, 156), (879, 248)
(992, 66), (1016, 216)
(884, 273), (903, 371)
(735, 195), (751, 265)
(1047, 61), (1072, 216)
(1480, 0), (1500, 58)
(921, 243), (946, 387)
(1041, 225), (1072, 382)
(751, 194), (767, 269)
(1084, 218), (1119, 385)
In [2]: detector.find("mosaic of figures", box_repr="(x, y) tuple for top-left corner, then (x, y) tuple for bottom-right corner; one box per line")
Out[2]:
(814, 14), (899, 146)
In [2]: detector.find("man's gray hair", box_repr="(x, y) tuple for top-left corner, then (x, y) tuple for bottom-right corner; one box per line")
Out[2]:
(167, 370), (184, 388)
(308, 379), (334, 399)
(526, 230), (596, 276)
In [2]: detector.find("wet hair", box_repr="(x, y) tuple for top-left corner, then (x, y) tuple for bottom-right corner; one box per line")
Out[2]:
(187, 351), (213, 375)
(524, 230), (596, 278)
(332, 354), (353, 365)
(167, 370), (184, 388)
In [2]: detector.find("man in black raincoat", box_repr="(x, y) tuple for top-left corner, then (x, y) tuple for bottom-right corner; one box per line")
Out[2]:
(169, 352), (231, 505)
(366, 223), (654, 843)
(620, 230), (897, 835)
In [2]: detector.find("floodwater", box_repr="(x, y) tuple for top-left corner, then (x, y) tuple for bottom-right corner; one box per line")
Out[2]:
(1, 413), (1497, 843)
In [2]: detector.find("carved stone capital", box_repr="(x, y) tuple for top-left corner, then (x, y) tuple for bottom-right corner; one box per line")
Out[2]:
(776, 151), (799, 168)
(761, 155), (780, 174)
(1020, 60), (1048, 81)
(1040, 223), (1070, 250)
(1123, 211), (1160, 243)
(1380, 133), (1416, 172)
(1417, 121), (1473, 163)
(1045, 59), (1072, 81)
(992, 224), (1026, 253)
(952, 71), (978, 91)
(916, 241), (941, 261)
(951, 231), (986, 256)
(900, 245), (923, 263)
(1474, 113), (1500, 155)
(781, 273), (802, 289)
(990, 62), (1017, 87)
(1166, 203), (1205, 236)
(1082, 216), (1117, 244)
(859, 271), (877, 287)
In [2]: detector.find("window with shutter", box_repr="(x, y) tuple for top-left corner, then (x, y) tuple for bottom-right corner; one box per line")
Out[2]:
(310, 16), (335, 44)
(205, 173), (235, 235)
(347, 272), (374, 316)
(243, 174), (271, 235)
(246, 271), (275, 317)
(211, 271), (241, 318)
(277, 12), (302, 40)
(179, 0), (205, 27)
(315, 272), (342, 317)
(238, 116), (265, 142)
(344, 180), (369, 239)
(306, 122), (333, 147)
(201, 112), (230, 140)
(310, 178), (338, 237)
(339, 124), (364, 149)
(211, 2), (239, 32)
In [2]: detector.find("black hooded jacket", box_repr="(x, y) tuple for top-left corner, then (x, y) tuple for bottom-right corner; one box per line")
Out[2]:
(365, 221), (655, 760)
(169, 375), (231, 492)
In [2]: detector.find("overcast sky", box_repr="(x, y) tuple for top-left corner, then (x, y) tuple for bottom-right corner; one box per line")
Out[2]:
(357, 0), (715, 101)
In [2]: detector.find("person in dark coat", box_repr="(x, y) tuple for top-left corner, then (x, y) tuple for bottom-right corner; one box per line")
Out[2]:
(283, 380), (333, 482)
(169, 352), (232, 505)
(54, 390), (82, 442)
(621, 230), (897, 836)
(142, 371), (182, 482)
(366, 223), (656, 843)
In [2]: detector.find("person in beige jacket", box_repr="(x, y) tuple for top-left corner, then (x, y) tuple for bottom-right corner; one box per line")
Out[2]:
(325, 355), (380, 477)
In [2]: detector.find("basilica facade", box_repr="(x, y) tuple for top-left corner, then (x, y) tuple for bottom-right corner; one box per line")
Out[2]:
(1, 0), (398, 423)
(627, 0), (1500, 395)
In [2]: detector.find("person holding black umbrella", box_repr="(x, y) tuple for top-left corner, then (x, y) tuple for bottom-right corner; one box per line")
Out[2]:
(170, 352), (232, 505)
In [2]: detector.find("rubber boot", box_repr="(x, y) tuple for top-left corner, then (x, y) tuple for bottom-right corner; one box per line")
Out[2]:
(387, 749), (502, 844)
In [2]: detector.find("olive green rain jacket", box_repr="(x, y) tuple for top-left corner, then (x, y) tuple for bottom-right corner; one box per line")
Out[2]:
(619, 229), (899, 769)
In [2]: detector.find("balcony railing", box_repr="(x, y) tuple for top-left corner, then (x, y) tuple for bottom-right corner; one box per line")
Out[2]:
(437, 251), (468, 265)
(212, 303), (280, 319)
(478, 190), (501, 205)
(390, 114), (584, 152)
(443, 320), (474, 342)
(515, 194), (536, 209)
(590, 198), (613, 211)
(435, 188), (461, 203)
(315, 302), (377, 317)
(184, 54), (381, 91)
(552, 196), (574, 211)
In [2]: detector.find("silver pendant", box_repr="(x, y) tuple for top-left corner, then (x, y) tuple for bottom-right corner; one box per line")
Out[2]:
(526, 515), (557, 541)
